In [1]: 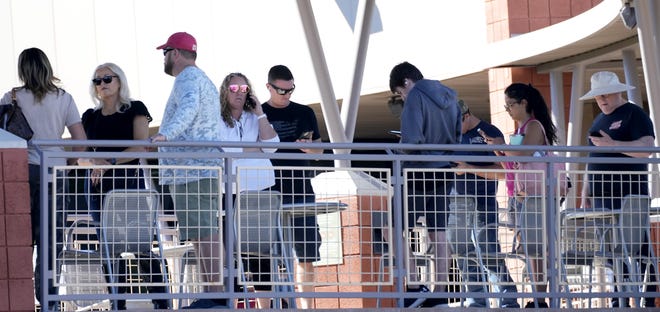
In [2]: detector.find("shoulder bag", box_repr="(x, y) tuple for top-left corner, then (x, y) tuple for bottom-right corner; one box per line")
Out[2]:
(0, 88), (34, 141)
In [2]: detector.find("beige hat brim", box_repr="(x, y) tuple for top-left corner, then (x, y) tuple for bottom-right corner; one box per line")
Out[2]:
(579, 84), (635, 100)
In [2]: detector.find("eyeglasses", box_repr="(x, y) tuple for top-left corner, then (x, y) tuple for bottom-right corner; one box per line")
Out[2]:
(503, 101), (519, 110)
(163, 48), (174, 56)
(269, 83), (295, 95)
(92, 75), (119, 86)
(228, 84), (250, 93)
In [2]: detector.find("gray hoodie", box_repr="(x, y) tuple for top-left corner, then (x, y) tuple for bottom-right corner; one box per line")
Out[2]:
(399, 79), (462, 168)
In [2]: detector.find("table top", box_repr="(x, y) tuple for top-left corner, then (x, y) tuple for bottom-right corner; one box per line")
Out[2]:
(281, 201), (348, 217)
(561, 208), (618, 220)
(562, 206), (660, 221)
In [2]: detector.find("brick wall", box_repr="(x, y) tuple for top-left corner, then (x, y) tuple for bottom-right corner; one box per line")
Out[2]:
(0, 147), (34, 312)
(485, 0), (603, 136)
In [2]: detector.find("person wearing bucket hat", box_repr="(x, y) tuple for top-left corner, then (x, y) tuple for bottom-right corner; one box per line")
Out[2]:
(580, 71), (655, 307)
(578, 71), (635, 101)
(151, 32), (226, 309)
(580, 71), (654, 209)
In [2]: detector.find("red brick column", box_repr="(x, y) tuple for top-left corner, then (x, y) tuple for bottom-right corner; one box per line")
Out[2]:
(313, 194), (392, 309)
(0, 147), (34, 312)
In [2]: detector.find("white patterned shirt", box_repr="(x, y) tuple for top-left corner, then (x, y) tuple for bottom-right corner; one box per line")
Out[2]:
(158, 66), (222, 185)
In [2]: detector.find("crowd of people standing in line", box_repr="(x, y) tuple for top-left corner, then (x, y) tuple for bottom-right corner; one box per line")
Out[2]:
(2, 30), (656, 309)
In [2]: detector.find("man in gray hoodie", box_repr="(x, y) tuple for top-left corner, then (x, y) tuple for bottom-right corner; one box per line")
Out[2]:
(390, 61), (461, 307)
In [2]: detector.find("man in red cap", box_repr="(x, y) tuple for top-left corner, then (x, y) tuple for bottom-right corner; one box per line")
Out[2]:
(151, 32), (226, 309)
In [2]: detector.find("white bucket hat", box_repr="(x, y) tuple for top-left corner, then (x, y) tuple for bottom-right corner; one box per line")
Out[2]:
(579, 71), (635, 100)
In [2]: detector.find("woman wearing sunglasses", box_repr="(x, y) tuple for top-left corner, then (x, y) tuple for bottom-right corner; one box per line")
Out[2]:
(82, 63), (153, 219)
(81, 63), (167, 310)
(219, 72), (279, 308)
(219, 72), (279, 193)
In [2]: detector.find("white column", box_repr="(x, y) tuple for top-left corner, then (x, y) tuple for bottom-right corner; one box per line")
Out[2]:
(549, 70), (566, 147)
(634, 0), (660, 196)
(340, 0), (375, 143)
(565, 64), (587, 208)
(621, 49), (642, 105)
(296, 0), (350, 167)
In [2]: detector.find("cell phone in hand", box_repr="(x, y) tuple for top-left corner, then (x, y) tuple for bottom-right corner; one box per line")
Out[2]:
(590, 130), (602, 137)
(298, 131), (314, 140)
(244, 95), (256, 109)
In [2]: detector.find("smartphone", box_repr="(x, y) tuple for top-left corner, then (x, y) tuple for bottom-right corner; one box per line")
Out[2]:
(590, 130), (602, 137)
(244, 95), (256, 109)
(298, 131), (314, 140)
(388, 130), (401, 136)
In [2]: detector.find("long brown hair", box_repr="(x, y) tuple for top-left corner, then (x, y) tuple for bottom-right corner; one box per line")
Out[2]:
(18, 48), (62, 102)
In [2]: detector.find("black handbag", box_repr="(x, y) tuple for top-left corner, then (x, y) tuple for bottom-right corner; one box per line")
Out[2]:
(0, 88), (33, 140)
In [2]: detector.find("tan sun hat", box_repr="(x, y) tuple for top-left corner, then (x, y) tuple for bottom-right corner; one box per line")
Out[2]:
(579, 71), (635, 100)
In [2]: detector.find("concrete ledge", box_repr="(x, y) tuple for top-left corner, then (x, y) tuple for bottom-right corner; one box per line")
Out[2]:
(0, 129), (27, 148)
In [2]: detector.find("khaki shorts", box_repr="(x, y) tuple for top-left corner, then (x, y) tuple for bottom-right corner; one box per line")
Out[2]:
(170, 178), (220, 241)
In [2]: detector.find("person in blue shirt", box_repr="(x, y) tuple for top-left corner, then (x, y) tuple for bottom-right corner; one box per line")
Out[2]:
(449, 100), (519, 308)
(579, 71), (656, 308)
(390, 62), (461, 307)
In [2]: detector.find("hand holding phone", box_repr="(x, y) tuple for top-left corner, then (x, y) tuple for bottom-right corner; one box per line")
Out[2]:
(244, 95), (256, 109)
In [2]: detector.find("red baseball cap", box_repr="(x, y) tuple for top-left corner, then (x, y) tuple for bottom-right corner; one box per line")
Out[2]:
(156, 32), (197, 52)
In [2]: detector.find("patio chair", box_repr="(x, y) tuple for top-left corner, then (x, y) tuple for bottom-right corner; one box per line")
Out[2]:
(448, 194), (524, 308)
(234, 190), (296, 309)
(608, 194), (657, 307)
(58, 189), (169, 310)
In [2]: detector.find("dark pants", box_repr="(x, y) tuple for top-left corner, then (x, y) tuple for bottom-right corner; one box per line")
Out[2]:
(448, 198), (518, 306)
(111, 255), (168, 309)
(593, 190), (656, 307)
(85, 168), (144, 222)
(29, 164), (65, 306)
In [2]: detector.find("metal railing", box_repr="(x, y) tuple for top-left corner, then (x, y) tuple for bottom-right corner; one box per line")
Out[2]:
(31, 139), (660, 310)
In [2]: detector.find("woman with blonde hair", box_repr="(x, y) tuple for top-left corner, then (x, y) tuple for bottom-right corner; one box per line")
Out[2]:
(81, 62), (166, 310)
(82, 62), (152, 220)
(219, 72), (279, 308)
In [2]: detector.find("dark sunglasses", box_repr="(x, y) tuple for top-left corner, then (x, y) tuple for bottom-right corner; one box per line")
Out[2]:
(92, 75), (119, 86)
(163, 48), (174, 56)
(229, 84), (250, 93)
(269, 83), (295, 95)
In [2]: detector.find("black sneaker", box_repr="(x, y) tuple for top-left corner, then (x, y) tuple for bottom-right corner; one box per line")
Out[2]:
(524, 300), (548, 308)
(644, 298), (656, 308)
(153, 299), (169, 310)
(182, 298), (228, 309)
(501, 301), (520, 308)
(420, 297), (449, 307)
(404, 285), (430, 307)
